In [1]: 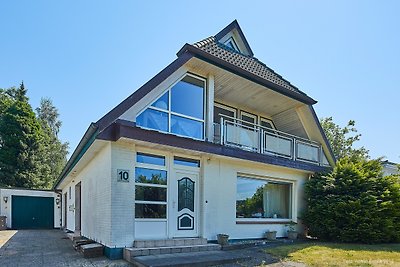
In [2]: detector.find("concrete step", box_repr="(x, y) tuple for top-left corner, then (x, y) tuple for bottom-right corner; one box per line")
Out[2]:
(80, 243), (104, 258)
(124, 243), (221, 261)
(66, 232), (81, 241)
(128, 250), (250, 267)
(134, 238), (207, 248)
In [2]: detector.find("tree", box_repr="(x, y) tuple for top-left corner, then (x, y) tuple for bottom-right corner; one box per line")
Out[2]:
(0, 83), (68, 189)
(36, 98), (68, 187)
(320, 117), (368, 160)
(0, 83), (45, 188)
(303, 157), (400, 243)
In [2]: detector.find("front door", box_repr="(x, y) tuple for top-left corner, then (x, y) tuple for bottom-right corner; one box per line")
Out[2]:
(170, 169), (199, 237)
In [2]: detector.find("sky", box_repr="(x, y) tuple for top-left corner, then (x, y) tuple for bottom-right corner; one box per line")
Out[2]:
(1, 1), (399, 162)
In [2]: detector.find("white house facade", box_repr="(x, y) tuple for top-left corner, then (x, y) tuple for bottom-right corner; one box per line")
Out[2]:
(54, 20), (335, 259)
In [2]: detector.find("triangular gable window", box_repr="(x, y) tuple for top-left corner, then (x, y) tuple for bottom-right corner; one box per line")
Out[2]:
(136, 74), (206, 140)
(224, 37), (240, 52)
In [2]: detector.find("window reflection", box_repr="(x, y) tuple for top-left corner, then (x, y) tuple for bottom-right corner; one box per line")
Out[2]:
(171, 115), (203, 139)
(136, 109), (168, 132)
(171, 76), (204, 120)
(236, 177), (291, 219)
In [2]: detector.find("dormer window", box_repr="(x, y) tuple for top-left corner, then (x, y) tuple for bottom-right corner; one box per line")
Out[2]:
(224, 37), (240, 52)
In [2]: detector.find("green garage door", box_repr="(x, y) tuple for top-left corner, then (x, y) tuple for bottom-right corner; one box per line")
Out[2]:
(12, 196), (54, 229)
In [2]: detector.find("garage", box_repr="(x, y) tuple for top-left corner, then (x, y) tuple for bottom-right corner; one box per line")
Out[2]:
(0, 188), (61, 229)
(11, 195), (54, 229)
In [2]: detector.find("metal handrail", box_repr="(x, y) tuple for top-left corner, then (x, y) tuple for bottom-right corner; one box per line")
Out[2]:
(218, 114), (319, 145)
(217, 114), (324, 165)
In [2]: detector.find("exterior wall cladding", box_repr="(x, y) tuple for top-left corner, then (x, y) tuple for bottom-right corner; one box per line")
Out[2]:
(63, 139), (309, 248)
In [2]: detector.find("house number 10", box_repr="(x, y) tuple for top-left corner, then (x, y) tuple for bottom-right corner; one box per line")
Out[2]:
(117, 169), (130, 182)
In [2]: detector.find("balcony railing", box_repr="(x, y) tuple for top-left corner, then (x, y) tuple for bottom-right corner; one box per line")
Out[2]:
(214, 115), (330, 166)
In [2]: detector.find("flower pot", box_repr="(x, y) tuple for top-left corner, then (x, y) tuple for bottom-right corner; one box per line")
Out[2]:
(217, 234), (229, 246)
(264, 231), (277, 240)
(287, 231), (298, 240)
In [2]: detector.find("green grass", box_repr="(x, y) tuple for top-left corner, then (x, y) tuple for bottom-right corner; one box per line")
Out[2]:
(264, 242), (400, 267)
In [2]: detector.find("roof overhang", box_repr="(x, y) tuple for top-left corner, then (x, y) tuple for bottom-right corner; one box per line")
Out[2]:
(177, 44), (317, 106)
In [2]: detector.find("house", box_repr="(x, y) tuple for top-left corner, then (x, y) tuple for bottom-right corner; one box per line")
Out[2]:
(382, 160), (399, 176)
(54, 20), (335, 259)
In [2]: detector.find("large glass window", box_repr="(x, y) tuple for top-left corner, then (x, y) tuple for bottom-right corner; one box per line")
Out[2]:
(135, 152), (167, 219)
(236, 177), (291, 219)
(136, 74), (206, 140)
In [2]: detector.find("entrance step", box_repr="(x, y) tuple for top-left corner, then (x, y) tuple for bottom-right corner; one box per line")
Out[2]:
(80, 243), (104, 258)
(128, 250), (250, 267)
(134, 238), (207, 248)
(66, 232), (81, 241)
(124, 243), (220, 259)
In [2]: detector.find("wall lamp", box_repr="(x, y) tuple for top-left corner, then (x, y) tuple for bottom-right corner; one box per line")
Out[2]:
(3, 196), (8, 203)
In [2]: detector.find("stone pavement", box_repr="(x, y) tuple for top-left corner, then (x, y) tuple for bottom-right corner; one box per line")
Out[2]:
(0, 229), (130, 267)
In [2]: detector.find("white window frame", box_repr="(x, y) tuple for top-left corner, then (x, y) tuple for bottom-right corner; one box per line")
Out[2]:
(214, 102), (237, 122)
(135, 151), (168, 222)
(260, 117), (276, 130)
(136, 73), (207, 141)
(240, 110), (258, 126)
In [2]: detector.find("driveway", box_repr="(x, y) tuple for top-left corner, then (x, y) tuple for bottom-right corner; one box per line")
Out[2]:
(0, 229), (130, 267)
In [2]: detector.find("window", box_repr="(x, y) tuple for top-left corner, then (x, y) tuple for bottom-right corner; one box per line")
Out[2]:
(137, 152), (165, 166)
(236, 176), (291, 219)
(240, 111), (257, 128)
(214, 103), (236, 123)
(260, 117), (275, 129)
(135, 152), (167, 219)
(224, 37), (240, 52)
(174, 157), (200, 167)
(136, 74), (206, 140)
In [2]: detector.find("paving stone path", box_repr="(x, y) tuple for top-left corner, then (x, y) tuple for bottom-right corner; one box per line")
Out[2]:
(0, 229), (130, 267)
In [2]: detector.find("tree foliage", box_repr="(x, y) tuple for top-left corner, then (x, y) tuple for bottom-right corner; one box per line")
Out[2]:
(320, 117), (368, 160)
(0, 83), (68, 189)
(303, 157), (400, 243)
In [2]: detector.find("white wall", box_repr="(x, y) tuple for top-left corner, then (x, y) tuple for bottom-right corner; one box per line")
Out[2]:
(110, 141), (135, 247)
(202, 156), (309, 240)
(61, 142), (113, 247)
(0, 188), (60, 228)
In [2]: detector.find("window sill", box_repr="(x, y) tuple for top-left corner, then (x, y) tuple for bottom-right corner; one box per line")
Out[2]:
(236, 219), (291, 225)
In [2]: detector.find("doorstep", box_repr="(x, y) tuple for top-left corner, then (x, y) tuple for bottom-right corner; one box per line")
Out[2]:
(131, 250), (250, 267)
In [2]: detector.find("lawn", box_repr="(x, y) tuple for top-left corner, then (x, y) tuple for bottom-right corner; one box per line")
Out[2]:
(264, 242), (400, 267)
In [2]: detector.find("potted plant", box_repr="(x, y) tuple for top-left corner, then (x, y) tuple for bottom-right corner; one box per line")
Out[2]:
(217, 233), (229, 246)
(286, 221), (298, 240)
(264, 230), (277, 240)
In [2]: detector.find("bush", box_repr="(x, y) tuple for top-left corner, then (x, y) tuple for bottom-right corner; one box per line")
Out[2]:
(303, 158), (400, 243)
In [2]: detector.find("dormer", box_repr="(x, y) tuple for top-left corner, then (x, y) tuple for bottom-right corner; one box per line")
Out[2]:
(215, 20), (254, 57)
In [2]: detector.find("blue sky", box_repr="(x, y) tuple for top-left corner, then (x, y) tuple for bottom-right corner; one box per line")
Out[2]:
(1, 1), (399, 162)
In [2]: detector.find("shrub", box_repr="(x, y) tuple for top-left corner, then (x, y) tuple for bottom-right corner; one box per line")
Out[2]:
(303, 158), (400, 243)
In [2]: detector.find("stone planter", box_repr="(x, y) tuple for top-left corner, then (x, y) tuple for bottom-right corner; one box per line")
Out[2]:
(287, 231), (298, 240)
(217, 234), (229, 246)
(264, 231), (277, 240)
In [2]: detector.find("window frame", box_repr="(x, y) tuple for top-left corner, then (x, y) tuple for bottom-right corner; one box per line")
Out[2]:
(135, 150), (168, 221)
(136, 73), (207, 141)
(214, 102), (237, 123)
(224, 37), (240, 52)
(235, 174), (295, 224)
(260, 116), (276, 130)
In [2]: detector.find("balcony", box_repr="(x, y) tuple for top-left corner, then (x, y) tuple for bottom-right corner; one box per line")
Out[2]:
(214, 115), (330, 166)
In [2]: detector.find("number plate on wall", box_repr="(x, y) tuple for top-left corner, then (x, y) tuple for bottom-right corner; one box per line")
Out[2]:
(117, 169), (130, 182)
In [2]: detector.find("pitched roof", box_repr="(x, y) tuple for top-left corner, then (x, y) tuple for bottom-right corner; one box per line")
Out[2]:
(193, 36), (304, 96)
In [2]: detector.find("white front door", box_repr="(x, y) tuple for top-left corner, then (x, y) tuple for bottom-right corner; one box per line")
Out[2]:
(170, 169), (199, 237)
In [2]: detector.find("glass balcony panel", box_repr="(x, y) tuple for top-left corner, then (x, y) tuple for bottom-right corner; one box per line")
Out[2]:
(264, 133), (292, 158)
(297, 142), (319, 163)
